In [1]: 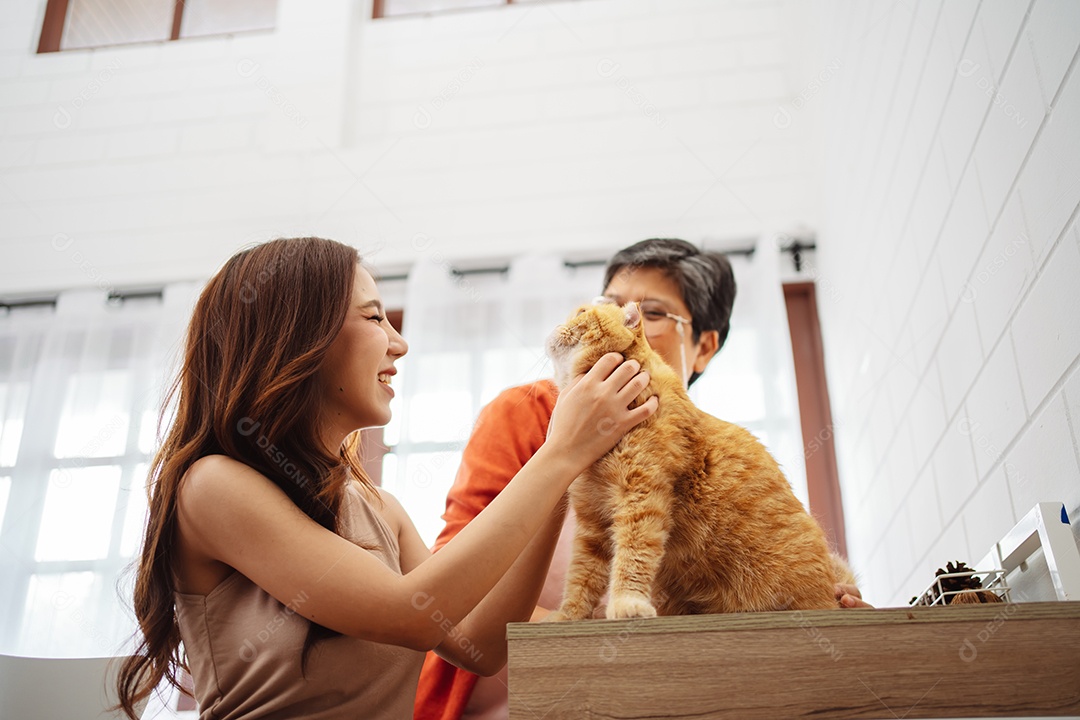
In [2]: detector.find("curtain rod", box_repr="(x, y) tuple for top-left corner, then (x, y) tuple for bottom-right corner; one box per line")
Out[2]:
(377, 243), (779, 283)
(107, 288), (164, 303)
(0, 297), (57, 311)
(778, 239), (816, 272)
(0, 288), (165, 311)
(3, 242), (815, 305)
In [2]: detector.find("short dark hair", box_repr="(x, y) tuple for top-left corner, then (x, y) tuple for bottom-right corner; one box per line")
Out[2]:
(603, 238), (736, 386)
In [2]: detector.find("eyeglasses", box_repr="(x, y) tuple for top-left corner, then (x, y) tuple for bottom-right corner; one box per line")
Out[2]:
(639, 300), (691, 338)
(593, 297), (691, 338)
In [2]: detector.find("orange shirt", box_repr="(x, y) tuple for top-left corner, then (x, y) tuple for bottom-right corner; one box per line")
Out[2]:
(413, 380), (559, 720)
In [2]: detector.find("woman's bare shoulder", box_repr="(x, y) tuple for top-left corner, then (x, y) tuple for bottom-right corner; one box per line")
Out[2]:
(178, 455), (299, 532)
(183, 454), (278, 494)
(185, 453), (249, 480)
(370, 485), (408, 529)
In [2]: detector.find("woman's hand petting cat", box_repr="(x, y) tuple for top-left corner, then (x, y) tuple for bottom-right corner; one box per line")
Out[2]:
(547, 353), (657, 471)
(835, 584), (873, 608)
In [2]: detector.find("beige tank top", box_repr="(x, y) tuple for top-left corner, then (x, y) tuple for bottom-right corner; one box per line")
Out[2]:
(175, 482), (424, 719)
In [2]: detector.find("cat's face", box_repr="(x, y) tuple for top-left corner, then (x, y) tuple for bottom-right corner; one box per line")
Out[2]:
(547, 301), (643, 388)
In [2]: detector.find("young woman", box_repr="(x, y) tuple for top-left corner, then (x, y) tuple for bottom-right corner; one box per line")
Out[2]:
(116, 237), (656, 719)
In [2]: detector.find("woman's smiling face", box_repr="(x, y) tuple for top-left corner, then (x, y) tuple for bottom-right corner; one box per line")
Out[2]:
(318, 265), (408, 444)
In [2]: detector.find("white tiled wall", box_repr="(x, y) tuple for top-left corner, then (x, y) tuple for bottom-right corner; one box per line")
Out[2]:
(814, 0), (1080, 605)
(0, 0), (819, 294)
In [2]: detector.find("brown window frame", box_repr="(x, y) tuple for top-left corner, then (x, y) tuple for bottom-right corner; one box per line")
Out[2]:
(36, 0), (70, 54)
(783, 281), (847, 559)
(37, 0), (264, 54)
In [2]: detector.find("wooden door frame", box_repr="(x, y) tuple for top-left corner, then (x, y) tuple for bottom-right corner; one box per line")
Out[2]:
(783, 282), (847, 559)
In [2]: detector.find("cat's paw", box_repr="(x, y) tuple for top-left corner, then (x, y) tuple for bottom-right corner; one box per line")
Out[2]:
(605, 594), (657, 620)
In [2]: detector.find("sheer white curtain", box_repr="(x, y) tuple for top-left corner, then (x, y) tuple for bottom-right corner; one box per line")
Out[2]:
(0, 284), (197, 658)
(690, 237), (808, 507)
(0, 243), (807, 659)
(388, 239), (808, 546)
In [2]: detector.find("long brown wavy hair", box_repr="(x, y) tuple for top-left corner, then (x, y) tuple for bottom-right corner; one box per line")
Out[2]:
(116, 237), (374, 717)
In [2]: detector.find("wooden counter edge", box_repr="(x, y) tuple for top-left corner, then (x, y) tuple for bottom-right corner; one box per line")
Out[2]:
(507, 601), (1080, 640)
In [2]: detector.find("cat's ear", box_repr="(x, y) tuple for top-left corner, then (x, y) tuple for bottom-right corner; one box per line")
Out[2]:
(624, 303), (641, 329)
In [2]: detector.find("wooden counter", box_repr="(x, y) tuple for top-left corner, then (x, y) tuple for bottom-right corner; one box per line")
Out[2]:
(507, 602), (1080, 719)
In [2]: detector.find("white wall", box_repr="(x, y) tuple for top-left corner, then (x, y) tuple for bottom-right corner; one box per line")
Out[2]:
(814, 0), (1080, 606)
(0, 0), (355, 292)
(1, 0), (817, 294)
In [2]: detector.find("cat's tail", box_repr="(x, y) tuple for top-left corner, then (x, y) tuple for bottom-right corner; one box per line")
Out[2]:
(830, 552), (858, 587)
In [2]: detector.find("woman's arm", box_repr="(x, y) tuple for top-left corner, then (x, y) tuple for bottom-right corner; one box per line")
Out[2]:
(177, 354), (654, 653)
(388, 485), (568, 674)
(443, 497), (567, 673)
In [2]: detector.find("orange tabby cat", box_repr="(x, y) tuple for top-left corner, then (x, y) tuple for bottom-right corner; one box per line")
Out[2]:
(546, 301), (855, 620)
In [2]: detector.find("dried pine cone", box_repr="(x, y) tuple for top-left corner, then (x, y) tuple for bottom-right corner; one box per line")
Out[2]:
(937, 561), (982, 594)
(910, 561), (1004, 605)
